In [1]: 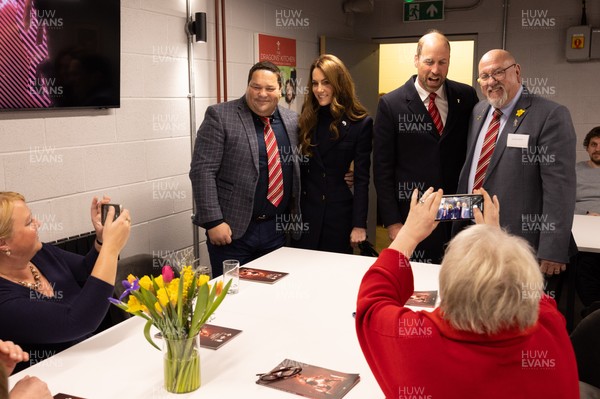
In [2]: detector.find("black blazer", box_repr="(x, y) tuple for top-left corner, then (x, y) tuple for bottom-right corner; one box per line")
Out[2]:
(374, 76), (478, 226)
(295, 114), (373, 252)
(373, 76), (478, 262)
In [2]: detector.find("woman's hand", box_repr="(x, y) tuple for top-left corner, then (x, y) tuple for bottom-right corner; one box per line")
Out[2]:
(10, 376), (52, 399)
(0, 339), (28, 376)
(389, 187), (442, 258)
(89, 207), (131, 285)
(472, 188), (500, 227)
(100, 206), (131, 255)
(90, 195), (112, 243)
(350, 227), (367, 248)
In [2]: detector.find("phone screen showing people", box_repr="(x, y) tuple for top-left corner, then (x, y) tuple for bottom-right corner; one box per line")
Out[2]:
(435, 195), (483, 221)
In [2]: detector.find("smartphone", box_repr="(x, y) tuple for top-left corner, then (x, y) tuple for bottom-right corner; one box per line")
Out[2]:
(435, 194), (483, 221)
(101, 203), (122, 225)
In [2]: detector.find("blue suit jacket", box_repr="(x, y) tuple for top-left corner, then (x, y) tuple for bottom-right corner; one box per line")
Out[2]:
(295, 114), (373, 251)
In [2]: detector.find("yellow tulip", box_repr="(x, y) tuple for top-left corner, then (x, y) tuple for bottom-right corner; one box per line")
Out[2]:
(197, 274), (210, 287)
(157, 288), (170, 307)
(155, 275), (165, 289)
(138, 276), (153, 291)
(126, 296), (145, 313)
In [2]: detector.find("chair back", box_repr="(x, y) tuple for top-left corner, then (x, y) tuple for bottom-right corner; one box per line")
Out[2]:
(571, 309), (600, 390)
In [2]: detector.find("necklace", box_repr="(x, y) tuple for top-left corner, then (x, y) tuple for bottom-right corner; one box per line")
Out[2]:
(18, 263), (42, 291)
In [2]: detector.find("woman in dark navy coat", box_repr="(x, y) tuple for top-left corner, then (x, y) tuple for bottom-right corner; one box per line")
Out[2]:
(293, 54), (373, 254)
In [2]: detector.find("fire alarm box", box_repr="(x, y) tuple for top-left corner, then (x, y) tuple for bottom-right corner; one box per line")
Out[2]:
(566, 25), (591, 61)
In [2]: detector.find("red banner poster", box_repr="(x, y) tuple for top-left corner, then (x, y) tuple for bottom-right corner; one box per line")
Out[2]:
(257, 34), (296, 66)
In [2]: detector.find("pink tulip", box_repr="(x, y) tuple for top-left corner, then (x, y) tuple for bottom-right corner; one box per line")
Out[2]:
(162, 265), (174, 283)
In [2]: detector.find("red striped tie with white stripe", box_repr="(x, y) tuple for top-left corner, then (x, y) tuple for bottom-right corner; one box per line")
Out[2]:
(473, 109), (503, 190)
(260, 116), (284, 207)
(428, 92), (444, 135)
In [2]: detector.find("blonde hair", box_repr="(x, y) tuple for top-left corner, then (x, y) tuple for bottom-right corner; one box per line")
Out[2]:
(439, 225), (543, 334)
(298, 54), (368, 155)
(0, 192), (26, 241)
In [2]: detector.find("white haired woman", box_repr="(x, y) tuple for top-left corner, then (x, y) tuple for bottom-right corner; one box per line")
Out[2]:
(356, 187), (578, 399)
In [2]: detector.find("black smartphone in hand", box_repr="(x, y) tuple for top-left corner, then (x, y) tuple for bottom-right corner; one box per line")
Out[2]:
(435, 194), (483, 221)
(101, 203), (122, 225)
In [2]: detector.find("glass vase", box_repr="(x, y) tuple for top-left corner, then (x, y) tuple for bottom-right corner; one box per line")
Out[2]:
(163, 333), (201, 393)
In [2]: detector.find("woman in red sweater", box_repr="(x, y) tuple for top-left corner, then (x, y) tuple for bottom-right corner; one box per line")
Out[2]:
(356, 187), (579, 399)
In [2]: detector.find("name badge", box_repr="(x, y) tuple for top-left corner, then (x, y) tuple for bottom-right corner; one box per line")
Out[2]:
(507, 133), (529, 148)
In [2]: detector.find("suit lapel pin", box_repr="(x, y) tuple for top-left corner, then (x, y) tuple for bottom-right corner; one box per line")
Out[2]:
(476, 115), (482, 121)
(342, 120), (347, 127)
(457, 99), (460, 103)
(513, 109), (525, 127)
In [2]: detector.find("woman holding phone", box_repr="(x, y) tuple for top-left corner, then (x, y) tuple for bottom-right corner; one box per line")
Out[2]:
(0, 192), (131, 372)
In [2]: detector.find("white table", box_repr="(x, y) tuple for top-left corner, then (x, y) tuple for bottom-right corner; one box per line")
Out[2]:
(9, 247), (440, 399)
(572, 214), (600, 253)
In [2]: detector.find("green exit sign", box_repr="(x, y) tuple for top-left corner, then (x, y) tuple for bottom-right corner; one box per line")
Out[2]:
(404, 0), (444, 22)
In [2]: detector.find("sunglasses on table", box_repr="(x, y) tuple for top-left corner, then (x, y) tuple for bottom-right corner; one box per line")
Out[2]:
(256, 366), (302, 382)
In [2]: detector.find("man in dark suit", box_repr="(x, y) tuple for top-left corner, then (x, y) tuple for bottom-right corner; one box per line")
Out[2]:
(452, 201), (462, 220)
(189, 61), (300, 276)
(455, 49), (576, 277)
(373, 30), (478, 264)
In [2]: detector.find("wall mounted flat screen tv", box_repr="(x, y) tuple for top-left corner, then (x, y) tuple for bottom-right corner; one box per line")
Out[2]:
(0, 0), (120, 111)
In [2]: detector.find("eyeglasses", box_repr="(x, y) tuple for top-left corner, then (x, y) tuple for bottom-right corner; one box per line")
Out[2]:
(256, 366), (302, 382)
(477, 63), (516, 84)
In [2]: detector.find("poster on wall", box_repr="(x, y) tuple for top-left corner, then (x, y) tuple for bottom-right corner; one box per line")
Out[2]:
(255, 33), (298, 113)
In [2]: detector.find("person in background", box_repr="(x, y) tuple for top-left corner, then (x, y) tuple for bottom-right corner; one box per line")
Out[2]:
(0, 192), (131, 372)
(0, 339), (52, 399)
(575, 127), (600, 316)
(455, 49), (577, 280)
(576, 127), (600, 216)
(284, 78), (296, 108)
(293, 54), (372, 253)
(373, 30), (478, 264)
(356, 187), (578, 398)
(189, 61), (301, 276)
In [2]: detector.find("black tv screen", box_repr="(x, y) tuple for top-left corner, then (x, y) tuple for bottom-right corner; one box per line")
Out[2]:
(0, 0), (120, 111)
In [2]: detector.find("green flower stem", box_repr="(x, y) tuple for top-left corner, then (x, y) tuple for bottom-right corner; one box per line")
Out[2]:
(164, 334), (201, 393)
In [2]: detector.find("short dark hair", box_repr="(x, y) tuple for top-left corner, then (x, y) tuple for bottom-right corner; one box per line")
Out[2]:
(583, 126), (600, 148)
(247, 61), (282, 89)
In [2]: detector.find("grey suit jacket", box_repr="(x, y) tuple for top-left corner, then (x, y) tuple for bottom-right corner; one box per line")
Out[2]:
(190, 96), (300, 240)
(456, 87), (576, 263)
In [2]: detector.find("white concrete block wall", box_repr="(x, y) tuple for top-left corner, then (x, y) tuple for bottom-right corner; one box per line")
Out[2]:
(352, 0), (600, 162)
(0, 1), (196, 264)
(0, 0), (352, 272)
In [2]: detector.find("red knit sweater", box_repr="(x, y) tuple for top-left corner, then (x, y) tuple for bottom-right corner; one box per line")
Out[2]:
(356, 249), (579, 399)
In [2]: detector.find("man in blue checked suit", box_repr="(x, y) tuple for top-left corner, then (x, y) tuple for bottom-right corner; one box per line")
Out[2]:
(190, 61), (300, 277)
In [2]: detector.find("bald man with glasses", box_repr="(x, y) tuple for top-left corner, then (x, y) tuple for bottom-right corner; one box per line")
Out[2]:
(455, 49), (577, 281)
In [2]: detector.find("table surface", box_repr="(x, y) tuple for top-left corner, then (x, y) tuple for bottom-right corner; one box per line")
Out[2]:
(9, 247), (441, 399)
(572, 214), (600, 253)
